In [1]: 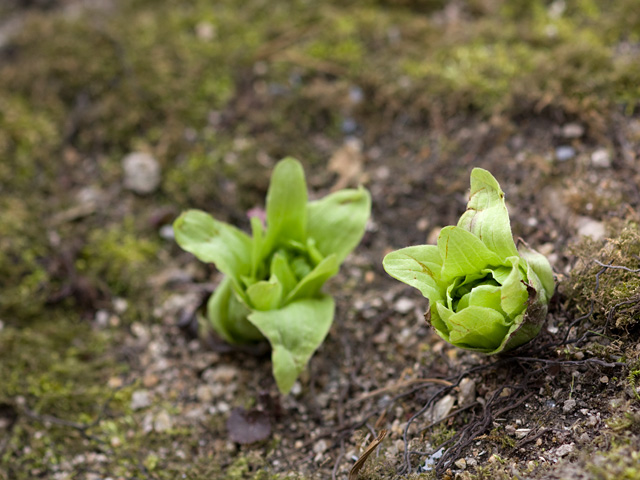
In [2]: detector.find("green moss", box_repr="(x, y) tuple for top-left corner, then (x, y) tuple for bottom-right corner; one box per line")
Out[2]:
(77, 218), (160, 297)
(564, 220), (640, 329)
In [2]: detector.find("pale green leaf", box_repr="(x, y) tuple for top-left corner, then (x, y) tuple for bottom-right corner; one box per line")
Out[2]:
(248, 296), (335, 394)
(382, 245), (444, 300)
(246, 278), (283, 311)
(270, 252), (298, 298)
(445, 306), (509, 352)
(263, 157), (308, 253)
(207, 277), (263, 344)
(457, 168), (519, 259)
(518, 242), (555, 301)
(285, 254), (339, 303)
(461, 284), (503, 313)
(307, 187), (371, 263)
(438, 226), (503, 281)
(173, 210), (252, 290)
(498, 257), (529, 316)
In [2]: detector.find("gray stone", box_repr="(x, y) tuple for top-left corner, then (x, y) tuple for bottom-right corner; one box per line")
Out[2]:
(575, 217), (606, 241)
(591, 148), (611, 168)
(556, 443), (575, 457)
(457, 378), (476, 408)
(122, 152), (161, 194)
(130, 390), (151, 410)
(563, 398), (577, 414)
(153, 410), (173, 432)
(562, 123), (585, 138)
(555, 146), (576, 162)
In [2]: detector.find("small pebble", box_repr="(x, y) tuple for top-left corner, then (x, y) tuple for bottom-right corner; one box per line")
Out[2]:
(130, 390), (151, 410)
(196, 385), (214, 403)
(555, 443), (574, 457)
(203, 365), (239, 384)
(394, 297), (415, 314)
(576, 217), (605, 241)
(429, 394), (455, 423)
(600, 376), (609, 384)
(122, 152), (161, 195)
(313, 439), (328, 454)
(153, 410), (173, 432)
(563, 398), (577, 414)
(555, 146), (576, 162)
(562, 123), (584, 138)
(591, 148), (611, 168)
(454, 458), (467, 470)
(159, 224), (175, 240)
(457, 378), (476, 408)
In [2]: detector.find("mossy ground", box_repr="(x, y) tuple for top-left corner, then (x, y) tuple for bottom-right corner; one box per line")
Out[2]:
(1, 0), (639, 479)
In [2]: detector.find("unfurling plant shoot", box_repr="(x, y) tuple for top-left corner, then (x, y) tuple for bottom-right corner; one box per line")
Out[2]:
(174, 158), (371, 393)
(383, 168), (554, 354)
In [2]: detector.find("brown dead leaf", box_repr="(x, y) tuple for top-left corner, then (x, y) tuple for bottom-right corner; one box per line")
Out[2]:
(328, 138), (364, 191)
(349, 429), (388, 480)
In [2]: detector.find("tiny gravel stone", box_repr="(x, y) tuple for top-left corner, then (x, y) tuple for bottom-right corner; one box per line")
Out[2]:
(454, 458), (467, 470)
(313, 439), (328, 454)
(515, 428), (531, 439)
(600, 375), (609, 384)
(555, 146), (576, 161)
(94, 310), (109, 328)
(556, 443), (574, 457)
(394, 297), (415, 314)
(154, 410), (173, 432)
(576, 216), (605, 241)
(563, 399), (577, 414)
(130, 390), (151, 410)
(562, 123), (584, 138)
(591, 148), (611, 168)
(457, 378), (476, 407)
(122, 152), (161, 195)
(290, 381), (302, 396)
(196, 385), (214, 403)
(429, 394), (455, 423)
(203, 365), (239, 384)
(159, 224), (175, 240)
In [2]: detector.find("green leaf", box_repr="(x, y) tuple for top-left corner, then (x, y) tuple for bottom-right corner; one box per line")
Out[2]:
(457, 168), (519, 259)
(207, 277), (263, 344)
(250, 216), (265, 279)
(270, 252), (298, 298)
(458, 284), (503, 313)
(246, 278), (283, 311)
(518, 242), (555, 301)
(382, 245), (444, 300)
(444, 305), (509, 351)
(248, 296), (335, 394)
(173, 210), (252, 291)
(285, 254), (339, 303)
(263, 158), (308, 254)
(498, 257), (529, 317)
(438, 226), (503, 281)
(307, 187), (371, 263)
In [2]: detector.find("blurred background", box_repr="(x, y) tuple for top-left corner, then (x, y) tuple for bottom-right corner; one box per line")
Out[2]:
(0, 0), (639, 478)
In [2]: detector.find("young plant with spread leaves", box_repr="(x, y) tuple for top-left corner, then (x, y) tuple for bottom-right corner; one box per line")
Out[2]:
(174, 158), (371, 393)
(383, 168), (554, 354)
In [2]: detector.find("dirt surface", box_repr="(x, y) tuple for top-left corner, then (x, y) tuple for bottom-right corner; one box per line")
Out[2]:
(1, 1), (640, 479)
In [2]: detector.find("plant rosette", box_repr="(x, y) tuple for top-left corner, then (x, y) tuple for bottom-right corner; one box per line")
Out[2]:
(383, 168), (554, 354)
(174, 158), (371, 393)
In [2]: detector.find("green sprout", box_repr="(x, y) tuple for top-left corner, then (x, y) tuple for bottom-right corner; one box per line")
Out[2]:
(174, 158), (371, 393)
(383, 168), (554, 354)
